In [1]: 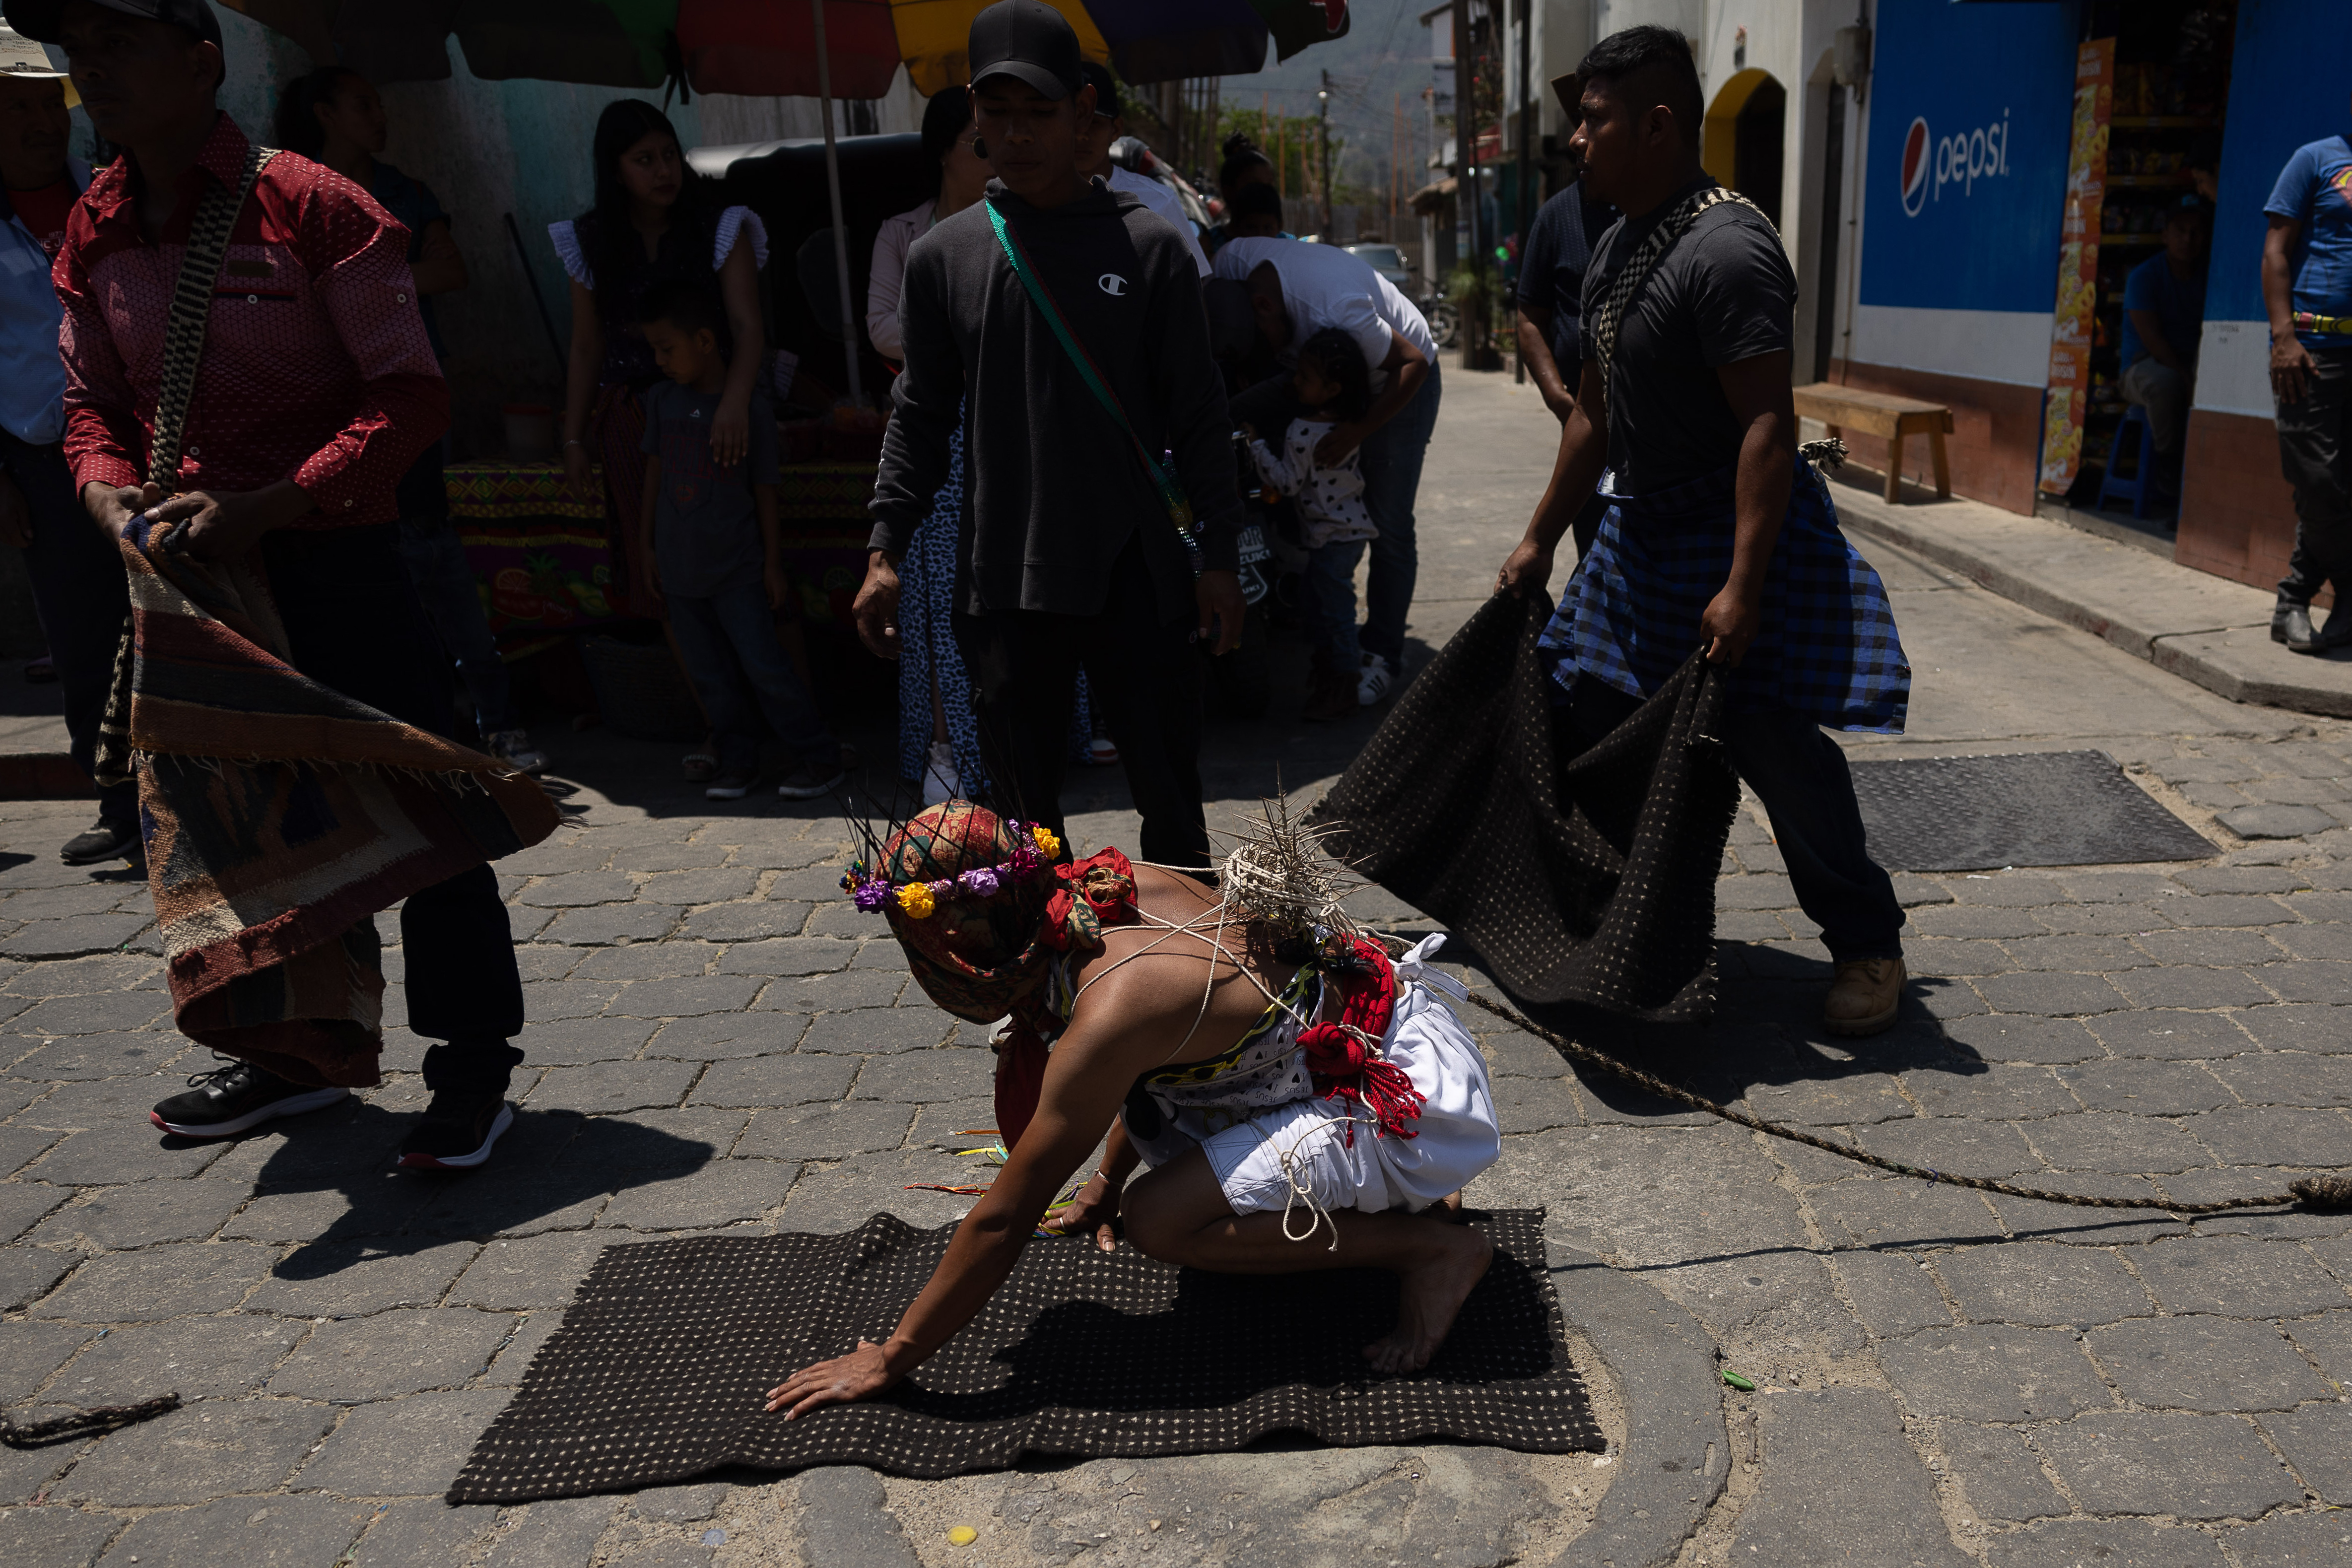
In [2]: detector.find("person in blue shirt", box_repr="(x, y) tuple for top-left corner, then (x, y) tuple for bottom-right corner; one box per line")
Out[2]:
(2117, 199), (2208, 490)
(2263, 118), (2352, 653)
(0, 24), (131, 867)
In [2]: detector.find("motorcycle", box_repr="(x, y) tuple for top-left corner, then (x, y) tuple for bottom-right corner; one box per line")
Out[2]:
(1417, 286), (1461, 350)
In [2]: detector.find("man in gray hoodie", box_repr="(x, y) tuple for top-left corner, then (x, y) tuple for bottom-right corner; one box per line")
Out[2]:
(857, 0), (1242, 871)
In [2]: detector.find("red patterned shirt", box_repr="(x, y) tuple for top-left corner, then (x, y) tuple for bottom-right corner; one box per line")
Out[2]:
(54, 113), (446, 527)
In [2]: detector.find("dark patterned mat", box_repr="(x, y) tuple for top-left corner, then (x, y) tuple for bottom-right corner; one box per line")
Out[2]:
(1850, 750), (2213, 872)
(449, 1209), (1601, 1502)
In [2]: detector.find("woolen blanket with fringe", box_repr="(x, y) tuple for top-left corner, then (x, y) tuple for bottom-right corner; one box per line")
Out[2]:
(100, 514), (560, 1087)
(1307, 591), (1739, 1020)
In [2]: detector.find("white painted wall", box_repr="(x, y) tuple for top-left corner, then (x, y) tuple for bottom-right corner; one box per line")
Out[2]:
(1575, 0), (1862, 380)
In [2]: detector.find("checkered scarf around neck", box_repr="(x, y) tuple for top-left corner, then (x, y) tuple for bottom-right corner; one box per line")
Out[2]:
(877, 803), (1139, 1042)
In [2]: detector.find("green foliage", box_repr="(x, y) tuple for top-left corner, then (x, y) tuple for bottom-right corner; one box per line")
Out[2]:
(1214, 100), (1344, 200)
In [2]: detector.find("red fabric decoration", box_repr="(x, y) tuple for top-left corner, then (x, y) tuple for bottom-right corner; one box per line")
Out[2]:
(994, 1027), (1049, 1152)
(1300, 939), (1424, 1144)
(1040, 848), (1139, 952)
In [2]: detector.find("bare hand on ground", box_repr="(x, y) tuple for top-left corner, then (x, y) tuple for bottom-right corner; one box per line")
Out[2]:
(853, 552), (903, 660)
(1197, 569), (1246, 655)
(1700, 585), (1764, 667)
(765, 1340), (896, 1417)
(1041, 1173), (1121, 1252)
(1494, 538), (1553, 599)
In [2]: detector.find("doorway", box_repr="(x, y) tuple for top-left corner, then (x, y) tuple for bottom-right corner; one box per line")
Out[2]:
(1703, 68), (1787, 228)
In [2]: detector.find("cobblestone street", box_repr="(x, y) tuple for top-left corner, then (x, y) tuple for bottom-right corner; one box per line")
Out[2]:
(3, 375), (2351, 1567)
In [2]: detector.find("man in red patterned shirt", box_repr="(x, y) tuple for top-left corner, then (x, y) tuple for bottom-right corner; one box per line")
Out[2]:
(12, 0), (531, 1169)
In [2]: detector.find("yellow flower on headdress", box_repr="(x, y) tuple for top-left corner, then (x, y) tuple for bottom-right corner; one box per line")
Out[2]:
(1030, 825), (1062, 859)
(896, 883), (936, 919)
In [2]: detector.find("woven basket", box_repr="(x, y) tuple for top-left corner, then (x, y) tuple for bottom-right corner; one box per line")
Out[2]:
(579, 635), (705, 741)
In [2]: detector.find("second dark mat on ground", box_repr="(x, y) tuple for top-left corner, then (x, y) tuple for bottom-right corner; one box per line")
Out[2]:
(1849, 749), (2212, 871)
(450, 1209), (1603, 1502)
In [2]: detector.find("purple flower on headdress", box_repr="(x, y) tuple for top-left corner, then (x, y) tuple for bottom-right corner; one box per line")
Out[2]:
(852, 880), (891, 912)
(961, 866), (1001, 898)
(1008, 844), (1044, 879)
(928, 879), (955, 898)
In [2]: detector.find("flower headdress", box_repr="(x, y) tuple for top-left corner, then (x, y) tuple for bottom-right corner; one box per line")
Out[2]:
(840, 815), (1062, 919)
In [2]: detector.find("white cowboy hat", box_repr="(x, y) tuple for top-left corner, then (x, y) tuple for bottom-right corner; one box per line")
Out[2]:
(0, 21), (76, 109)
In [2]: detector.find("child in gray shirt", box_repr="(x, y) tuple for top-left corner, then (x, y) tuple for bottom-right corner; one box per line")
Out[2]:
(637, 281), (842, 800)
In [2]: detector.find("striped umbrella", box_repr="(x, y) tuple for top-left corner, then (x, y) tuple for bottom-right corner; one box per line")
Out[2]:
(221, 1), (1348, 93)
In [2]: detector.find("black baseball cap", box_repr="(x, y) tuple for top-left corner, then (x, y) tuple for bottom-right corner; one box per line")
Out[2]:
(1079, 61), (1120, 120)
(4, 0), (223, 48)
(969, 0), (1080, 101)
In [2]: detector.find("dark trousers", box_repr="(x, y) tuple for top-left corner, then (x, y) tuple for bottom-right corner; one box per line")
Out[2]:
(396, 516), (516, 736)
(953, 539), (1210, 869)
(2, 430), (136, 828)
(2277, 343), (2352, 606)
(667, 578), (839, 775)
(1569, 679), (1905, 962)
(261, 525), (525, 1095)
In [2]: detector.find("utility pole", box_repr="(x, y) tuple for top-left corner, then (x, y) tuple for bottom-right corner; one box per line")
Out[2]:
(1514, 0), (1532, 384)
(1452, 0), (1483, 367)
(1318, 70), (1334, 237)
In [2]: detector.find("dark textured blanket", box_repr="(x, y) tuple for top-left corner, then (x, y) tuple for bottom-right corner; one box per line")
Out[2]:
(448, 1209), (1599, 1500)
(1308, 591), (1739, 1020)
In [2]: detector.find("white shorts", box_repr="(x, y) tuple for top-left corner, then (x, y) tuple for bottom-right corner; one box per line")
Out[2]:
(1125, 937), (1502, 1217)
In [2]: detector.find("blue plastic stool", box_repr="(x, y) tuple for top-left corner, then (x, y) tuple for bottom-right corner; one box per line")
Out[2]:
(2095, 404), (2159, 519)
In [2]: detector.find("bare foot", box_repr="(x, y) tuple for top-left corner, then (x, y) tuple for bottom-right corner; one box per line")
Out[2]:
(1362, 1221), (1493, 1374)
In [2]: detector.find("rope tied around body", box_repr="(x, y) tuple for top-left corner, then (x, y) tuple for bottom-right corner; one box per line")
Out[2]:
(1444, 987), (2352, 1217)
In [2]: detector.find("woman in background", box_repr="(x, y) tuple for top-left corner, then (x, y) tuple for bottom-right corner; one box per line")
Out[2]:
(275, 67), (548, 777)
(552, 101), (769, 641)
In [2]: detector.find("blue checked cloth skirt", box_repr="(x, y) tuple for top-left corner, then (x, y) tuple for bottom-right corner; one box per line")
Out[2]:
(1538, 460), (1910, 734)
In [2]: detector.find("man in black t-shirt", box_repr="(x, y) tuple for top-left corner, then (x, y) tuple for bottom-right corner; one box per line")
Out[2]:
(1495, 25), (1911, 1039)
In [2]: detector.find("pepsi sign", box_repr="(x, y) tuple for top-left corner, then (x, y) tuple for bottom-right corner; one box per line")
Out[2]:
(1900, 111), (2017, 217)
(1860, 0), (2076, 317)
(1900, 118), (1929, 216)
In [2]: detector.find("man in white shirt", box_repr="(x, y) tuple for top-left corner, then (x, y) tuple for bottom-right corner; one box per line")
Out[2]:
(1213, 234), (1438, 703)
(1077, 63), (1209, 277)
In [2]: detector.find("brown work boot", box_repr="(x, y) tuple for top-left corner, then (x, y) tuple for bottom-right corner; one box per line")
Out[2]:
(1822, 957), (1906, 1037)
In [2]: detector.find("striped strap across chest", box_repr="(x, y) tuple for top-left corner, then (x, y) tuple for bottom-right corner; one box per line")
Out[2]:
(146, 144), (277, 492)
(1586, 185), (1771, 435)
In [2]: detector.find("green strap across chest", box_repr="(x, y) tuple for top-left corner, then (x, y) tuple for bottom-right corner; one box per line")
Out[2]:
(982, 195), (1200, 563)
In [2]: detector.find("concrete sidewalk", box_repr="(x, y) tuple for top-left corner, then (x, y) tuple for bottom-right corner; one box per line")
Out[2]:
(1825, 467), (2352, 720)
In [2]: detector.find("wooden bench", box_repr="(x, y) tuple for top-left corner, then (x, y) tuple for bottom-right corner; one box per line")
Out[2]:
(1791, 383), (1955, 505)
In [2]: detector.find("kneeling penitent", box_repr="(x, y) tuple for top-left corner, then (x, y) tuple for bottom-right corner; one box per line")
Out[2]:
(764, 800), (1502, 1418)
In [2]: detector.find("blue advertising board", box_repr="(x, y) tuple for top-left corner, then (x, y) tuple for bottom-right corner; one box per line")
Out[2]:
(1858, 0), (2080, 314)
(2207, 0), (2352, 325)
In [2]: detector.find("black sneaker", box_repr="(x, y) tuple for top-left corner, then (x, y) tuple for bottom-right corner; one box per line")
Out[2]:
(150, 1059), (349, 1138)
(777, 758), (846, 799)
(705, 767), (757, 801)
(61, 817), (140, 867)
(398, 1091), (515, 1170)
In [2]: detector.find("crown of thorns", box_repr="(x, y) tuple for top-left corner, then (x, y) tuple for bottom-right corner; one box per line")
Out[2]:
(839, 819), (1063, 919)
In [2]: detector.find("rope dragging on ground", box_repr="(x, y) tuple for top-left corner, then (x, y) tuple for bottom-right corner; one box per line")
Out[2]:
(1454, 990), (2352, 1216)
(2, 1393), (181, 1447)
